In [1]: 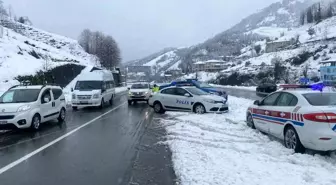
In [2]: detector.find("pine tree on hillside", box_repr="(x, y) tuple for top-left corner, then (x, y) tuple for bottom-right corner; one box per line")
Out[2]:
(300, 12), (305, 25)
(314, 3), (322, 23)
(307, 7), (313, 23)
(326, 3), (333, 18)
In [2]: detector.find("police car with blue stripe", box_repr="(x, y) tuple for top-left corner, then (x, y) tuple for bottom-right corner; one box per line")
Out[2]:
(246, 83), (336, 153)
(148, 86), (228, 114)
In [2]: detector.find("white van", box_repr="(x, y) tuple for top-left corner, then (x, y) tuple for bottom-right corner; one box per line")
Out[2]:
(71, 70), (116, 110)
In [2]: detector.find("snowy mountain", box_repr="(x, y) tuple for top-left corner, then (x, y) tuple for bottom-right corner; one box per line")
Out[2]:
(0, 20), (97, 94)
(129, 0), (316, 74)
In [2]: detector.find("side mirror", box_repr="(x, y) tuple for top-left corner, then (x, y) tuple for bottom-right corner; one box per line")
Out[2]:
(184, 93), (191, 97)
(44, 97), (50, 103)
(127, 87), (130, 90)
(71, 88), (74, 92)
(254, 100), (260, 106)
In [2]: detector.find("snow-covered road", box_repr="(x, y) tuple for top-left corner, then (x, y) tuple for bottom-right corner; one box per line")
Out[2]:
(159, 96), (336, 185)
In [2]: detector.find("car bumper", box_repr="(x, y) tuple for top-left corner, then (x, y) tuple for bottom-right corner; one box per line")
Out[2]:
(128, 95), (150, 101)
(0, 111), (34, 130)
(205, 103), (229, 113)
(72, 99), (101, 108)
(302, 131), (336, 151)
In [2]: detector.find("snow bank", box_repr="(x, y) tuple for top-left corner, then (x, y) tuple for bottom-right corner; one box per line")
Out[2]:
(115, 87), (128, 94)
(212, 84), (256, 91)
(160, 96), (336, 185)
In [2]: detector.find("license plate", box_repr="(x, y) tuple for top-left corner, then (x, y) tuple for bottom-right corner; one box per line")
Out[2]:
(80, 101), (89, 104)
(0, 121), (7, 124)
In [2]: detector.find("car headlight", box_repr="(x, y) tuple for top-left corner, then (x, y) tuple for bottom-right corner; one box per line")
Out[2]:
(93, 93), (100, 99)
(203, 99), (216, 104)
(210, 92), (220, 96)
(72, 94), (76, 99)
(128, 91), (133, 96)
(17, 105), (31, 112)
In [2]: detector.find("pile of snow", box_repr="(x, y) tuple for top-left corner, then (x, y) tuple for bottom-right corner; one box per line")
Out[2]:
(160, 96), (336, 185)
(115, 87), (128, 94)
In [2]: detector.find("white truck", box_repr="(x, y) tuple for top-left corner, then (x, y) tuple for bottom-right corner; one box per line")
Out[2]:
(71, 70), (116, 110)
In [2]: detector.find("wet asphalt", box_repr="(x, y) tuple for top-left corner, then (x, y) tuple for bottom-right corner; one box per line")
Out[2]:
(0, 93), (176, 185)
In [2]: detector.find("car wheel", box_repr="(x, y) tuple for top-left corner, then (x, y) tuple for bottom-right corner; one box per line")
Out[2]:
(246, 113), (256, 129)
(99, 99), (104, 109)
(284, 126), (305, 153)
(194, 104), (206, 114)
(154, 102), (165, 114)
(128, 100), (132, 105)
(30, 114), (41, 131)
(58, 108), (66, 123)
(72, 106), (78, 111)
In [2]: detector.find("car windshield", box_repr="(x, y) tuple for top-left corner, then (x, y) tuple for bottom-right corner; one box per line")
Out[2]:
(303, 93), (336, 106)
(131, 84), (149, 89)
(185, 88), (209, 96)
(193, 81), (212, 88)
(75, 81), (102, 90)
(0, 89), (40, 103)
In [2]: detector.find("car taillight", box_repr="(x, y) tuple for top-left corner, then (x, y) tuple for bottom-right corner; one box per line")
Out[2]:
(303, 113), (336, 123)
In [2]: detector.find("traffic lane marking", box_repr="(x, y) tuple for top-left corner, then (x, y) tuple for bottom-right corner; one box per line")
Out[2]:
(0, 102), (126, 175)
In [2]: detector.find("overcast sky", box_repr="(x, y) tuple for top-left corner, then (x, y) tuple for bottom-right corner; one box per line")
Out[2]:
(5, 0), (279, 61)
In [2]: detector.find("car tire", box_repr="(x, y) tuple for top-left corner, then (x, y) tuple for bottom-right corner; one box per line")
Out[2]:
(128, 100), (132, 105)
(72, 106), (78, 111)
(153, 102), (165, 114)
(194, 103), (206, 114)
(30, 114), (41, 131)
(284, 126), (305, 153)
(99, 99), (104, 109)
(58, 108), (66, 123)
(246, 113), (256, 129)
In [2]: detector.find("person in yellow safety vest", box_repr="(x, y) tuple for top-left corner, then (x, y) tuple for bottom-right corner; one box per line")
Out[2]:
(152, 84), (160, 93)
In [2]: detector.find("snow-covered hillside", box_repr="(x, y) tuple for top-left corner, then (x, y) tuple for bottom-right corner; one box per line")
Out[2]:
(0, 21), (97, 94)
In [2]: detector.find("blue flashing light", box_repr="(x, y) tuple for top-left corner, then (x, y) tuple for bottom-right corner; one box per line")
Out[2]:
(310, 82), (324, 92)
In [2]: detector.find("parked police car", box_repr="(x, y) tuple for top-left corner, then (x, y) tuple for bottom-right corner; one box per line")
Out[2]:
(0, 85), (67, 131)
(148, 86), (228, 114)
(246, 84), (336, 153)
(128, 82), (152, 105)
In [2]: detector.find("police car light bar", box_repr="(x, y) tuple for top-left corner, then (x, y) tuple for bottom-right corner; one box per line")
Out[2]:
(280, 83), (324, 92)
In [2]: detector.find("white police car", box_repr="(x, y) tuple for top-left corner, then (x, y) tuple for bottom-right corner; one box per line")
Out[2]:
(246, 84), (336, 153)
(148, 86), (228, 114)
(0, 85), (67, 131)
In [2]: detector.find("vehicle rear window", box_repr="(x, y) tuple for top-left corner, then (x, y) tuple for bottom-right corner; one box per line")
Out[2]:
(303, 93), (336, 106)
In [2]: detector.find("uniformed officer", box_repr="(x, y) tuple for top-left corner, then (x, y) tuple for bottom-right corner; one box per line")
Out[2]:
(152, 84), (160, 93)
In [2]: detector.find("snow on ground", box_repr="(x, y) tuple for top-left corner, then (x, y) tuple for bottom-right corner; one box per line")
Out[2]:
(183, 72), (219, 82)
(246, 26), (288, 38)
(167, 60), (181, 70)
(212, 84), (256, 91)
(159, 96), (336, 185)
(115, 87), (128, 94)
(0, 22), (96, 94)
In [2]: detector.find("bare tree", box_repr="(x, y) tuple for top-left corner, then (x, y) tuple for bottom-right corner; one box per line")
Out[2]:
(0, 0), (8, 21)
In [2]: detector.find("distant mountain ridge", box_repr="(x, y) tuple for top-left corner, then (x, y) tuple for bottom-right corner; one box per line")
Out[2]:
(127, 0), (316, 74)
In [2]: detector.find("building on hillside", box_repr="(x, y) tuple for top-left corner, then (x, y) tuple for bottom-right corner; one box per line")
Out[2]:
(193, 60), (229, 72)
(265, 40), (296, 53)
